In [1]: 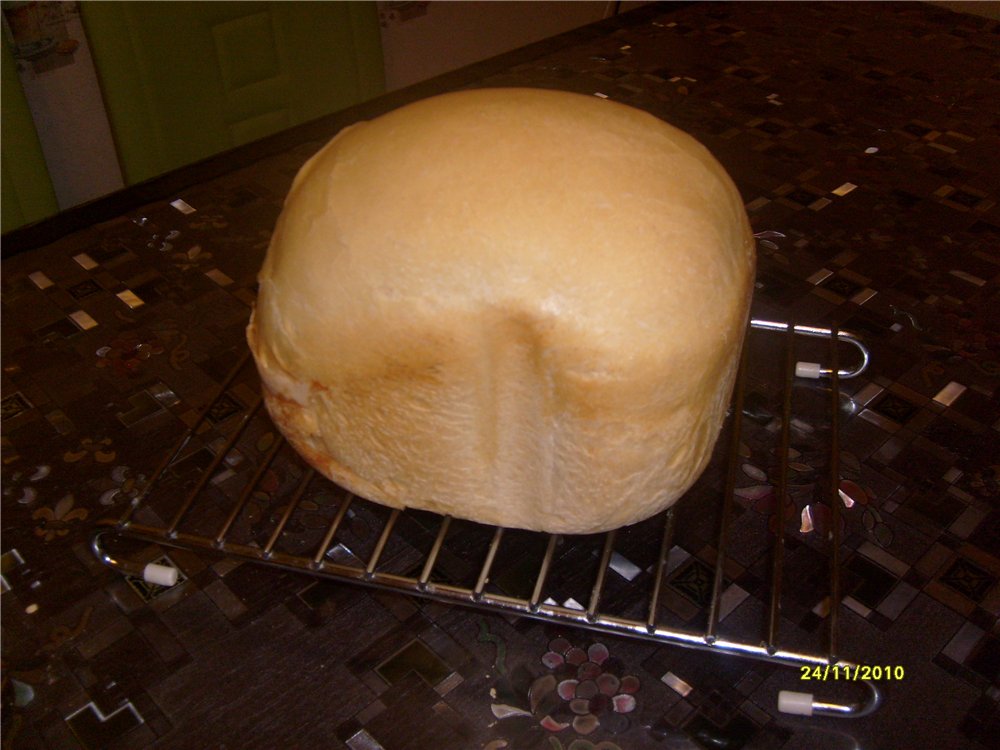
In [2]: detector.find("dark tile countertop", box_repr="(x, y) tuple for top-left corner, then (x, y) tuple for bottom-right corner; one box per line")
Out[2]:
(2, 2), (998, 749)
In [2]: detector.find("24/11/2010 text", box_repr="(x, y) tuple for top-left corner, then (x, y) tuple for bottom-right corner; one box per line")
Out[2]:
(800, 665), (904, 681)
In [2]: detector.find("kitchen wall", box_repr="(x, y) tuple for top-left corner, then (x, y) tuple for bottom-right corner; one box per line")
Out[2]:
(377, 1), (651, 91)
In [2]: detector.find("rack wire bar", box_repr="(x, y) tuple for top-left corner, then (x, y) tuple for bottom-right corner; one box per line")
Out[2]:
(91, 321), (881, 720)
(215, 436), (285, 546)
(766, 324), (796, 652)
(586, 529), (618, 622)
(366, 508), (401, 577)
(473, 527), (504, 600)
(119, 349), (254, 527)
(646, 508), (677, 632)
(166, 397), (264, 536)
(530, 534), (561, 612)
(263, 468), (315, 557)
(828, 329), (843, 661)
(419, 516), (452, 590)
(706, 341), (750, 642)
(311, 494), (354, 567)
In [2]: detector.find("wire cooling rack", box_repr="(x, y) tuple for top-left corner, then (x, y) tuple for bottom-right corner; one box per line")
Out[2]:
(93, 319), (882, 719)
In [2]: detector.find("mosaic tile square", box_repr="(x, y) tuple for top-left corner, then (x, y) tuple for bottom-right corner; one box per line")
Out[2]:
(968, 515), (1000, 561)
(940, 557), (997, 604)
(948, 188), (989, 210)
(965, 637), (1000, 685)
(89, 244), (130, 265)
(844, 554), (898, 610)
(65, 701), (144, 750)
(33, 318), (81, 344)
(904, 488), (966, 528)
(668, 557), (718, 609)
(871, 392), (920, 425)
(1, 392), (33, 420)
(376, 638), (451, 688)
(685, 708), (759, 750)
(786, 185), (827, 206)
(116, 390), (166, 428)
(205, 392), (243, 424)
(297, 578), (345, 610)
(67, 280), (102, 300)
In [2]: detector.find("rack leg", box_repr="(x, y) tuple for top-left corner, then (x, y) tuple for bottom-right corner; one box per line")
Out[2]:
(778, 679), (883, 718)
(91, 529), (179, 587)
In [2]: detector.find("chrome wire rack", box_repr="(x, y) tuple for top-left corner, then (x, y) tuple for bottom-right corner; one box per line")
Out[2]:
(92, 319), (881, 719)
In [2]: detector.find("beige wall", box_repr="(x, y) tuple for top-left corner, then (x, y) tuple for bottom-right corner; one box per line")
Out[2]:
(378, 1), (651, 92)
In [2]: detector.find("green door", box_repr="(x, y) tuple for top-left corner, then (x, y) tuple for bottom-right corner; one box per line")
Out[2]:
(2, 33), (59, 233)
(81, 1), (385, 185)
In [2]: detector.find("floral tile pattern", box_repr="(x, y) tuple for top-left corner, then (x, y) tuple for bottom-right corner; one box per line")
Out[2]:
(2, 2), (999, 749)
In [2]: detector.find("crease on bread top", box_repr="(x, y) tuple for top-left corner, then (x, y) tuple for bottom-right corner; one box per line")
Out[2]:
(248, 87), (755, 534)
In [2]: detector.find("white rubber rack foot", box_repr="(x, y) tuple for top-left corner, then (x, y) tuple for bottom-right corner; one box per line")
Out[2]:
(778, 690), (815, 716)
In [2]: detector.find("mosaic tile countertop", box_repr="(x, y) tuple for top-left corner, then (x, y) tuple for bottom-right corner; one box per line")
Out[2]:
(2, 2), (998, 749)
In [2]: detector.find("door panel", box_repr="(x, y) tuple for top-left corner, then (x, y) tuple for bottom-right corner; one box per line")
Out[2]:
(81, 1), (384, 184)
(1, 34), (59, 233)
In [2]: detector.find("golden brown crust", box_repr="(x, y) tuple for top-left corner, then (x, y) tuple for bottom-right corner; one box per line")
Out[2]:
(248, 88), (755, 533)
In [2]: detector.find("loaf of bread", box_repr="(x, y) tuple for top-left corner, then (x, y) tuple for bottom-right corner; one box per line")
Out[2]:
(247, 88), (755, 534)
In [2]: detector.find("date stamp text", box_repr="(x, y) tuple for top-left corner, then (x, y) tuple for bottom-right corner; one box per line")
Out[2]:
(800, 665), (904, 681)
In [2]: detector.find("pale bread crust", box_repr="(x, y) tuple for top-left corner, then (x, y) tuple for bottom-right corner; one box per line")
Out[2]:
(248, 88), (755, 533)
